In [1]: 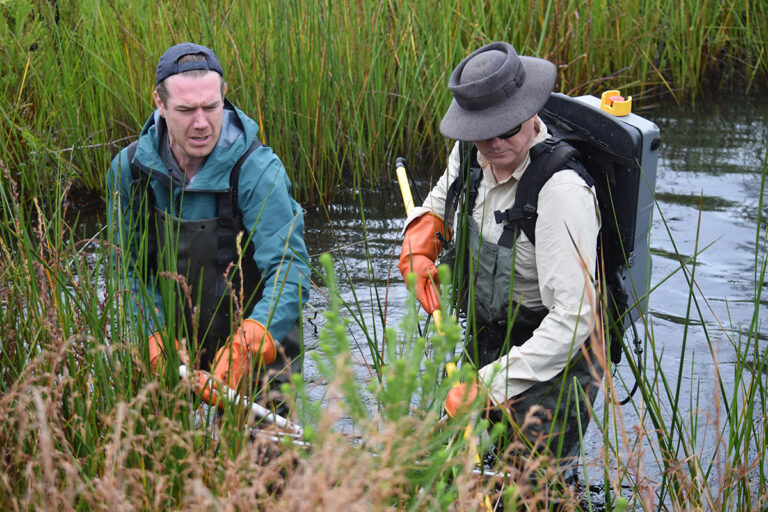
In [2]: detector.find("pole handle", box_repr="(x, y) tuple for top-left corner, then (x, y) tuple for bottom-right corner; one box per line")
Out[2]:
(395, 159), (415, 215)
(395, 156), (444, 332)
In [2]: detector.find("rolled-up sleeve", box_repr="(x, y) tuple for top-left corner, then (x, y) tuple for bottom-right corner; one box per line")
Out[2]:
(403, 142), (464, 231)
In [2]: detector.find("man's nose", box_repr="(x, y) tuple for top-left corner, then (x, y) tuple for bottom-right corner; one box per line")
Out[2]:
(487, 137), (505, 148)
(192, 109), (208, 127)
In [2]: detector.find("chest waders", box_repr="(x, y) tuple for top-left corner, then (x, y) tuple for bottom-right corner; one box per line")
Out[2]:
(465, 216), (548, 368)
(127, 141), (302, 402)
(445, 140), (600, 462)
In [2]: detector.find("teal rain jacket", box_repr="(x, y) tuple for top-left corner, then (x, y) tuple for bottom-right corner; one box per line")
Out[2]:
(107, 100), (310, 346)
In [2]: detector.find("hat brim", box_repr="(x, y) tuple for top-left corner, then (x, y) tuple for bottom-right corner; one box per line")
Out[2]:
(439, 56), (556, 141)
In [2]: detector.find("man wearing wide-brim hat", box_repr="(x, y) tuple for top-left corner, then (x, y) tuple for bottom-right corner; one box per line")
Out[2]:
(398, 42), (602, 462)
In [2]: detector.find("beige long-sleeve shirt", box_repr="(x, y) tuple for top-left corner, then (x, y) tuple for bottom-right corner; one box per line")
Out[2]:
(404, 122), (601, 404)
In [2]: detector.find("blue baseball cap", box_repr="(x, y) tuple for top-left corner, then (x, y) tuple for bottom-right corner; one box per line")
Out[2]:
(155, 42), (224, 85)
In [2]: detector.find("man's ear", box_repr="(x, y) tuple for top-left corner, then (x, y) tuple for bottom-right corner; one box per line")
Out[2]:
(153, 90), (165, 116)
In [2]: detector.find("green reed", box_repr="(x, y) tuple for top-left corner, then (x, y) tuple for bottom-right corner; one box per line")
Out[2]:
(591, 151), (768, 510)
(1, 146), (768, 509)
(1, 0), (766, 205)
(1, 0), (768, 507)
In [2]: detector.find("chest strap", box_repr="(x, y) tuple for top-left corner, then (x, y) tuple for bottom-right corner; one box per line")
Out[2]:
(496, 138), (593, 248)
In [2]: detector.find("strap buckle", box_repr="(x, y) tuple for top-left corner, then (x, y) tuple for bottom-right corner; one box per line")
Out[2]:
(521, 204), (537, 219)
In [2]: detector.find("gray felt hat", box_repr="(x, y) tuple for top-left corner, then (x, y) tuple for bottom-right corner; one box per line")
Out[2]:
(439, 42), (556, 141)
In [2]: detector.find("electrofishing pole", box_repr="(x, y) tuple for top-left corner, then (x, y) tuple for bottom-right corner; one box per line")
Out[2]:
(179, 364), (304, 436)
(395, 156), (493, 511)
(395, 156), (444, 331)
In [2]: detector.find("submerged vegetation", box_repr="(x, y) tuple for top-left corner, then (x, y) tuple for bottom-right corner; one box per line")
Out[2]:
(1, 0), (767, 203)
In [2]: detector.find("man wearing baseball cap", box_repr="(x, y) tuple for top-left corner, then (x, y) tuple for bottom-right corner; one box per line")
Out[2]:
(399, 42), (601, 462)
(107, 43), (310, 412)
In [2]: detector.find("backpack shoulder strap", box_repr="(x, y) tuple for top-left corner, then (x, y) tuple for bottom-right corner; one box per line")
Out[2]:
(227, 138), (264, 206)
(125, 141), (140, 179)
(125, 140), (150, 215)
(126, 139), (166, 200)
(495, 138), (592, 248)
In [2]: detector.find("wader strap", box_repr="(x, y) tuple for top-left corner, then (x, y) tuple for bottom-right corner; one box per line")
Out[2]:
(444, 142), (483, 240)
(442, 142), (484, 310)
(496, 138), (593, 248)
(215, 138), (263, 293)
(127, 141), (159, 272)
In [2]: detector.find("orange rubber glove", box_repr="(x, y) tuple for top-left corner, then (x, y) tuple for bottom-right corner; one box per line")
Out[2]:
(398, 213), (446, 314)
(195, 371), (225, 408)
(148, 332), (186, 373)
(444, 380), (479, 418)
(148, 332), (164, 373)
(208, 319), (277, 396)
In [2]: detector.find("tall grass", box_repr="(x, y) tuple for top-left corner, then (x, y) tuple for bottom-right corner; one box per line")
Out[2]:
(1, 144), (767, 509)
(0, 159), (574, 509)
(1, 0), (766, 204)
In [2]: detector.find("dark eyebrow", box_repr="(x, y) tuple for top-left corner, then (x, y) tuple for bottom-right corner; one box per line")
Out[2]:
(175, 100), (221, 110)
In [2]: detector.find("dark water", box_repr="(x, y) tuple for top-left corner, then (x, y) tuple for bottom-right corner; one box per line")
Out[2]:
(301, 95), (768, 488)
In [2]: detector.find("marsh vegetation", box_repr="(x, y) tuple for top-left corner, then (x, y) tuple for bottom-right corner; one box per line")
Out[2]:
(1, 1), (767, 510)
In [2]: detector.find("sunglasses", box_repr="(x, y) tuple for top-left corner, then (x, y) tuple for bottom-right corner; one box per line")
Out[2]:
(493, 124), (522, 140)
